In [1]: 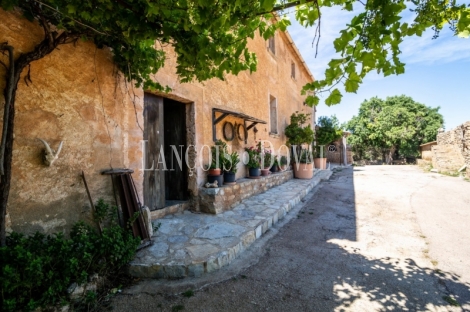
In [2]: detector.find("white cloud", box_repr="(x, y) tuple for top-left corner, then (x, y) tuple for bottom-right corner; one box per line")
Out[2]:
(287, 6), (470, 80)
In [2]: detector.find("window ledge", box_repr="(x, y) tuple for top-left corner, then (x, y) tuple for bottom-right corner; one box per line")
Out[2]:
(269, 132), (280, 138)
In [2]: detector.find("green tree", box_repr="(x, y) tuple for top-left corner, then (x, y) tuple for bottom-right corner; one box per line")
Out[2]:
(346, 95), (443, 163)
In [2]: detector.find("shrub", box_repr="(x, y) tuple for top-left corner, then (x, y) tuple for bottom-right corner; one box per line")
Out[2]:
(0, 200), (140, 312)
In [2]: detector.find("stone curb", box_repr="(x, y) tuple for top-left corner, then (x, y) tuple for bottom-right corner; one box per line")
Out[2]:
(129, 170), (333, 279)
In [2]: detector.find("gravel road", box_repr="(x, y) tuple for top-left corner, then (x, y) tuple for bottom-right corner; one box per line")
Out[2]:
(110, 166), (470, 311)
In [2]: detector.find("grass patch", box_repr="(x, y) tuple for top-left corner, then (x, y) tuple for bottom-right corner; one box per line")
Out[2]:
(443, 296), (460, 307)
(440, 171), (460, 177)
(182, 290), (194, 298)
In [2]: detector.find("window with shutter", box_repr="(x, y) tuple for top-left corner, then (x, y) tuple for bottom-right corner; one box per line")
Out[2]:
(269, 95), (278, 134)
(268, 36), (275, 54)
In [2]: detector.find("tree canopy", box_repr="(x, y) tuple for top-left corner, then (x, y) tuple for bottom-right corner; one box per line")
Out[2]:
(1, 0), (469, 102)
(345, 95), (443, 162)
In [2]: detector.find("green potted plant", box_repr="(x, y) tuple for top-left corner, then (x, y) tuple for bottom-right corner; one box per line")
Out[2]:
(207, 140), (227, 185)
(314, 116), (342, 169)
(261, 150), (275, 176)
(295, 149), (314, 179)
(245, 142), (261, 178)
(270, 156), (279, 173)
(278, 155), (288, 171)
(223, 150), (240, 184)
(284, 112), (315, 178)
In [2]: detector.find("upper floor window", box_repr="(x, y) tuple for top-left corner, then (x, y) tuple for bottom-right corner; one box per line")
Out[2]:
(291, 61), (296, 79)
(268, 36), (275, 54)
(269, 95), (278, 134)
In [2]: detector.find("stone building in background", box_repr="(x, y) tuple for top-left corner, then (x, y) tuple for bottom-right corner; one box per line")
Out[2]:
(1, 8), (315, 235)
(430, 122), (470, 178)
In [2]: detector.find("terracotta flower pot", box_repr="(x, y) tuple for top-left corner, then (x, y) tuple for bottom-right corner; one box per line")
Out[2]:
(208, 168), (221, 176)
(314, 158), (327, 170)
(293, 162), (314, 179)
(261, 168), (270, 176)
(279, 164), (288, 171)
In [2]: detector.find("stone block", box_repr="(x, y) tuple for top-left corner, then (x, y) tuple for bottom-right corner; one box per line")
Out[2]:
(206, 257), (219, 272)
(255, 225), (262, 239)
(164, 265), (187, 279)
(187, 263), (204, 277)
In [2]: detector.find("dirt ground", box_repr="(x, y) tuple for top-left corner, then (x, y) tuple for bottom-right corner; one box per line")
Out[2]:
(109, 166), (470, 311)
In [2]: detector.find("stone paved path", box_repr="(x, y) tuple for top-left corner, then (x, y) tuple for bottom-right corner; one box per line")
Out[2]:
(129, 170), (332, 279)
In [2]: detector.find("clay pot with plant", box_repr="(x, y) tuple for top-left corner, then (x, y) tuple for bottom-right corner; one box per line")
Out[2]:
(314, 116), (343, 169)
(293, 149), (314, 179)
(284, 112), (315, 178)
(261, 151), (275, 176)
(278, 155), (288, 171)
(207, 140), (227, 184)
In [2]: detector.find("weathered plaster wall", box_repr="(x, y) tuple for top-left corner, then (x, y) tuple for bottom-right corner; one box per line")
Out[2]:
(431, 122), (470, 177)
(0, 9), (144, 234)
(152, 28), (315, 191)
(1, 8), (315, 230)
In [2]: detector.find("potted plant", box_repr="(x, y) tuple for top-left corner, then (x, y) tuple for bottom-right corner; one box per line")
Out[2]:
(245, 142), (261, 178)
(261, 151), (275, 176)
(223, 150), (240, 184)
(278, 155), (288, 171)
(314, 116), (342, 169)
(207, 140), (227, 185)
(284, 112), (315, 178)
(293, 149), (314, 179)
(270, 156), (279, 173)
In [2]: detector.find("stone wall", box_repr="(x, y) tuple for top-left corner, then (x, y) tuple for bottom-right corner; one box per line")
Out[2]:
(431, 122), (470, 177)
(1, 9), (144, 234)
(199, 170), (294, 214)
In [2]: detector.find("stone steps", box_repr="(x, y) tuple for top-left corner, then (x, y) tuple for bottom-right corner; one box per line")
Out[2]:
(128, 170), (332, 279)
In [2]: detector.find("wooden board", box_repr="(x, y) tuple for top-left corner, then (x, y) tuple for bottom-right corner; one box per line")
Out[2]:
(143, 93), (165, 210)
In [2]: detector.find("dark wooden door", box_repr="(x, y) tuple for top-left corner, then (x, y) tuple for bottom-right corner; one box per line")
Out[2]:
(164, 99), (189, 200)
(143, 93), (165, 210)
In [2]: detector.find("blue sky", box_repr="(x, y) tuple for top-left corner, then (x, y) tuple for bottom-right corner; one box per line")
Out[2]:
(286, 7), (470, 130)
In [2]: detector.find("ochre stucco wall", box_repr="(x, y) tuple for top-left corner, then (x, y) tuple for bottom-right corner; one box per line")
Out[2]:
(151, 28), (315, 187)
(1, 9), (144, 234)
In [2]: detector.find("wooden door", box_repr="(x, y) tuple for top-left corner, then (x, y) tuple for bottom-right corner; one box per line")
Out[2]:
(143, 93), (165, 210)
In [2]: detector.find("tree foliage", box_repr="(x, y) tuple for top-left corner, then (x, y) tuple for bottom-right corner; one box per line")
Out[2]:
(346, 95), (443, 161)
(315, 115), (343, 145)
(0, 0), (291, 91)
(298, 0), (470, 106)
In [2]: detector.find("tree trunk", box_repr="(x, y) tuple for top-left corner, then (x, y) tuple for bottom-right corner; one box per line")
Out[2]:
(0, 32), (72, 246)
(0, 85), (18, 246)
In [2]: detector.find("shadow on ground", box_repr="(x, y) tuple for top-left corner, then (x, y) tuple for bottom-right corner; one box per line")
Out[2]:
(111, 167), (470, 311)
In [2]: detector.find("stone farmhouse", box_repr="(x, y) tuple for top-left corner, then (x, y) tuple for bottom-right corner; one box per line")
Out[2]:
(1, 8), (316, 235)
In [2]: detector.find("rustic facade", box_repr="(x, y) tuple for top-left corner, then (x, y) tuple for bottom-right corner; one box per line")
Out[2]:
(1, 9), (315, 234)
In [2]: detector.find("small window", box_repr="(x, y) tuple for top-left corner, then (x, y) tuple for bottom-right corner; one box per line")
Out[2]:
(291, 62), (295, 79)
(269, 95), (278, 134)
(268, 36), (275, 54)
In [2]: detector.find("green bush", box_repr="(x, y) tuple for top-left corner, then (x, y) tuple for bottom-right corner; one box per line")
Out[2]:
(0, 200), (140, 312)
